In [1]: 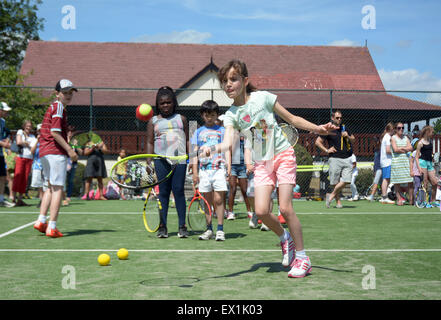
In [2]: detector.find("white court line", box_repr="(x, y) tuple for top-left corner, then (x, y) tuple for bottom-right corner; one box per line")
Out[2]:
(1, 211), (440, 215)
(0, 221), (36, 239)
(0, 249), (440, 253)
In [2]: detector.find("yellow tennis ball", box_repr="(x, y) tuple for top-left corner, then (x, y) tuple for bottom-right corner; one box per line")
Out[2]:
(117, 248), (129, 260)
(98, 253), (111, 266)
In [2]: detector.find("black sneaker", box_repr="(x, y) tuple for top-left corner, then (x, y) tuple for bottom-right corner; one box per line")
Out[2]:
(178, 225), (189, 238)
(157, 225), (168, 238)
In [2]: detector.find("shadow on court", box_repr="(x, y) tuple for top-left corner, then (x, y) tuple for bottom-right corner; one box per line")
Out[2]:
(139, 262), (287, 288)
(139, 262), (353, 288)
(64, 229), (116, 237)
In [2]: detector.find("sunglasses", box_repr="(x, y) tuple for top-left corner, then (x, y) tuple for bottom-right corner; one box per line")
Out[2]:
(334, 117), (342, 120)
(396, 127), (404, 130)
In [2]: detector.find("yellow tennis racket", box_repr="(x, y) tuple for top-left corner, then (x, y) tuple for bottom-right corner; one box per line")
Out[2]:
(143, 187), (162, 233)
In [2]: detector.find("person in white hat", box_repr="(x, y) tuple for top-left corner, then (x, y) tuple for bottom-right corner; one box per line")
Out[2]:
(33, 80), (78, 237)
(0, 102), (15, 207)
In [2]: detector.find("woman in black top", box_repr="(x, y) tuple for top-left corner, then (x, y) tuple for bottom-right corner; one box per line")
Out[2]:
(416, 125), (438, 202)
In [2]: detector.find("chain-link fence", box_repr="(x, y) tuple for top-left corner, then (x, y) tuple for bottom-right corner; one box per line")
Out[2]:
(2, 86), (440, 154)
(2, 85), (441, 197)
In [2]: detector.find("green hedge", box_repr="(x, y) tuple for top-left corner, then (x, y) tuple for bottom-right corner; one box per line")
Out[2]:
(294, 144), (313, 194)
(355, 168), (374, 196)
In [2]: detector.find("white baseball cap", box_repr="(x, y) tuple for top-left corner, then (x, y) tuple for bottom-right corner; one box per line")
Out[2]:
(55, 79), (78, 92)
(0, 102), (11, 111)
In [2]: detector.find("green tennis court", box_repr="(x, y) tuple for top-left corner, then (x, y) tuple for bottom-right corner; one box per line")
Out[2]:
(1, 199), (440, 300)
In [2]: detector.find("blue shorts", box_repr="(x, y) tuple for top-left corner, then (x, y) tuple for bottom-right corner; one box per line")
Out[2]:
(382, 166), (391, 179)
(230, 164), (247, 179)
(419, 159), (434, 171)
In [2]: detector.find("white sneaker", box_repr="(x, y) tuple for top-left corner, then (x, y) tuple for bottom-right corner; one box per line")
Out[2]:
(325, 194), (331, 208)
(260, 223), (270, 231)
(199, 229), (214, 240)
(0, 200), (15, 208)
(288, 257), (312, 278)
(380, 198), (395, 204)
(215, 230), (225, 241)
(226, 212), (235, 220)
(365, 195), (374, 201)
(353, 195), (359, 201)
(280, 237), (295, 267)
(249, 213), (258, 229)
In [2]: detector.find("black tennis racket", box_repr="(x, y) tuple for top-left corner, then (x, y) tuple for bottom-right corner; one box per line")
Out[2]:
(187, 186), (211, 232)
(110, 154), (188, 190)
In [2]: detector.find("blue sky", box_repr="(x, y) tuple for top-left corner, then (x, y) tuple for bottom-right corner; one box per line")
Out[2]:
(36, 0), (441, 92)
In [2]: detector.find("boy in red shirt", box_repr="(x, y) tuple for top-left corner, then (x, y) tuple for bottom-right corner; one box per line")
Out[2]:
(33, 79), (79, 237)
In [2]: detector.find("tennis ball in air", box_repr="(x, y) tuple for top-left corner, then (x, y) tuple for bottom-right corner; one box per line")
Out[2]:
(136, 103), (153, 122)
(98, 253), (111, 266)
(117, 248), (129, 260)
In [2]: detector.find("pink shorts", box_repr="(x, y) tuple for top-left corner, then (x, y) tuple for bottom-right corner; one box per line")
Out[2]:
(254, 147), (296, 187)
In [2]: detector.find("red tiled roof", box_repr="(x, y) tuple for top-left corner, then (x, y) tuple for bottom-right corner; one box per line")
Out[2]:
(19, 41), (440, 110)
(21, 41), (383, 90)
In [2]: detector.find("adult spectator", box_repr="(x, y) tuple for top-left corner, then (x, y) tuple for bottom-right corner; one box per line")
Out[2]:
(315, 110), (355, 208)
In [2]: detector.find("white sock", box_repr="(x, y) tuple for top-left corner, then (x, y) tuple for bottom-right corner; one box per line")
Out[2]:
(296, 250), (307, 259)
(279, 230), (291, 242)
(38, 215), (47, 223)
(48, 221), (56, 230)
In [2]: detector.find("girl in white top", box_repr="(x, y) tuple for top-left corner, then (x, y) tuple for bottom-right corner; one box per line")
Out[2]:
(379, 123), (394, 203)
(12, 120), (37, 206)
(202, 60), (336, 278)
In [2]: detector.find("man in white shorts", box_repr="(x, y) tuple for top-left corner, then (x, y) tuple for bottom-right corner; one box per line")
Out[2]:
(33, 80), (79, 238)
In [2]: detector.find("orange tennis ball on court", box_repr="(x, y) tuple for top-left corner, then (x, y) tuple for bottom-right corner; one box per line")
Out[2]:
(136, 103), (153, 122)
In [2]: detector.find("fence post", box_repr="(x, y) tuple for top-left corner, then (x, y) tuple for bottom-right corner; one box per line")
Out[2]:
(89, 88), (93, 131)
(329, 89), (333, 117)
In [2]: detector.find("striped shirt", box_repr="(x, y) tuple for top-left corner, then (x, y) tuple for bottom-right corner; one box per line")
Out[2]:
(391, 135), (412, 184)
(191, 125), (226, 170)
(152, 114), (186, 157)
(39, 101), (68, 157)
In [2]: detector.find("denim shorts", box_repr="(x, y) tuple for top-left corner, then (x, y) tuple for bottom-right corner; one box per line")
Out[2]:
(230, 164), (248, 179)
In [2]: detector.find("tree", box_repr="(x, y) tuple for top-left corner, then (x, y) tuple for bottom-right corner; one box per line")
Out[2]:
(0, 67), (51, 129)
(433, 118), (441, 134)
(0, 0), (44, 70)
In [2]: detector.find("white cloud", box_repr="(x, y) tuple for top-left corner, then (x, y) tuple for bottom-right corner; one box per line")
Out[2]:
(396, 40), (412, 48)
(130, 30), (211, 44)
(379, 68), (441, 105)
(378, 68), (441, 91)
(213, 9), (291, 21)
(328, 39), (359, 47)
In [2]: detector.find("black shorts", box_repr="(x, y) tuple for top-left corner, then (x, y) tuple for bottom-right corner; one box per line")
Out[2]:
(0, 156), (6, 177)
